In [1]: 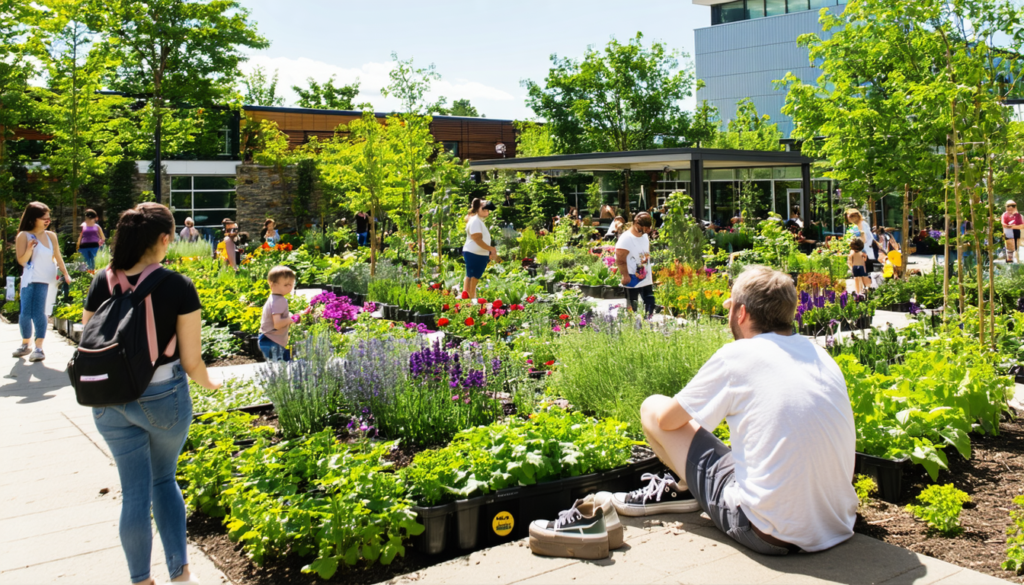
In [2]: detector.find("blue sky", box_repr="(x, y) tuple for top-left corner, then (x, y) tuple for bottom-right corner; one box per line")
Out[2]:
(241, 0), (709, 120)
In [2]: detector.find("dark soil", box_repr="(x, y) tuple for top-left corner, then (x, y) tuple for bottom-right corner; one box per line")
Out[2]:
(854, 416), (1024, 582)
(206, 354), (260, 368)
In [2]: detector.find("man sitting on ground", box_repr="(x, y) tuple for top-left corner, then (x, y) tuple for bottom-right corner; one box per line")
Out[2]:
(621, 266), (857, 554)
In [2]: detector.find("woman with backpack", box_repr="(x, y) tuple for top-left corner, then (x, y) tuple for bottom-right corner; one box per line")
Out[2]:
(13, 202), (72, 362)
(81, 203), (219, 585)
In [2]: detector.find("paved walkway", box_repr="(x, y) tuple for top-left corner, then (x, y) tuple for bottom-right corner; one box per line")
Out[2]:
(0, 320), (226, 585)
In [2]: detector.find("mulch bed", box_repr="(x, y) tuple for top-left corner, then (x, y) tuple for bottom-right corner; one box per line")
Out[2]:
(206, 355), (259, 368)
(855, 415), (1024, 582)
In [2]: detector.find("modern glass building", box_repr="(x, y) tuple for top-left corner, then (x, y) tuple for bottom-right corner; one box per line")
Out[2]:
(692, 0), (847, 138)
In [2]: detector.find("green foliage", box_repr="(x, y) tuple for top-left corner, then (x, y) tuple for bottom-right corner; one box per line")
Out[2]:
(382, 52), (440, 115)
(854, 474), (877, 505)
(514, 120), (557, 157)
(711, 99), (784, 152)
(294, 158), (317, 226)
(190, 377), (265, 413)
(523, 32), (695, 153)
(660, 191), (706, 267)
(872, 272), (944, 309)
(200, 320), (241, 361)
(400, 409), (634, 506)
(550, 315), (730, 430)
(1003, 495), (1024, 574)
(105, 158), (136, 232)
(292, 75), (358, 110)
(429, 97), (482, 117)
(241, 65), (283, 106)
(906, 484), (970, 536)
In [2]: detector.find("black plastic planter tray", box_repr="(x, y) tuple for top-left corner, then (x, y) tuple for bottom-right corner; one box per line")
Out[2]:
(411, 456), (665, 555)
(881, 302), (912, 313)
(193, 402), (275, 419)
(854, 452), (910, 504)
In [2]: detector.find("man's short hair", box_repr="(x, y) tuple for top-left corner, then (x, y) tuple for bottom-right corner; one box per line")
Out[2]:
(634, 212), (653, 228)
(268, 265), (296, 284)
(731, 266), (797, 334)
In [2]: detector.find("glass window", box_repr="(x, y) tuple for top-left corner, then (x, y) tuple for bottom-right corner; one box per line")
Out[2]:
(194, 176), (235, 190)
(706, 169), (736, 181)
(171, 192), (191, 209)
(442, 141), (459, 156)
(752, 167), (773, 180)
(809, 0), (835, 7)
(171, 176), (191, 190)
(173, 211), (193, 226)
(773, 166), (803, 179)
(787, 0), (809, 11)
(766, 0), (786, 15)
(194, 191), (235, 209)
(746, 0), (765, 19)
(721, 0), (745, 22)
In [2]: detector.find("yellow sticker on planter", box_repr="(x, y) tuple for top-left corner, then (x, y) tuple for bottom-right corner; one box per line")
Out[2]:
(492, 511), (514, 536)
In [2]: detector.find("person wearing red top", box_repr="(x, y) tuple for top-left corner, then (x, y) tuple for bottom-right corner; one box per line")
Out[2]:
(1002, 201), (1023, 264)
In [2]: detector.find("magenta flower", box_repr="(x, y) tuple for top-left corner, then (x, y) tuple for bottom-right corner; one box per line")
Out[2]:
(290, 314), (301, 324)
(451, 395), (460, 401)
(552, 325), (562, 332)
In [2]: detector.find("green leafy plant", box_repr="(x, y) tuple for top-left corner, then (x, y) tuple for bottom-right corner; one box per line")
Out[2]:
(854, 474), (877, 505)
(201, 320), (241, 361)
(1003, 495), (1024, 574)
(906, 484), (970, 536)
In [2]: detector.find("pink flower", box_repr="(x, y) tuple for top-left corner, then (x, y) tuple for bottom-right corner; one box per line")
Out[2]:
(526, 359), (533, 364)
(291, 314), (301, 323)
(552, 325), (562, 332)
(452, 395), (460, 401)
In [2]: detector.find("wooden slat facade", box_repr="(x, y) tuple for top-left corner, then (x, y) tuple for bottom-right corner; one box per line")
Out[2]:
(243, 106), (517, 161)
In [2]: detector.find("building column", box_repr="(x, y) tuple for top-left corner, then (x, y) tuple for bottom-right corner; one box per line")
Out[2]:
(801, 162), (812, 224)
(691, 159), (705, 221)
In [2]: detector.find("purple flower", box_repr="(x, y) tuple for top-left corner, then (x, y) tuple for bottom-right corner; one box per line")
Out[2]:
(909, 302), (921, 316)
(291, 314), (301, 324)
(839, 291), (848, 309)
(829, 319), (838, 329)
(363, 301), (377, 313)
(825, 335), (834, 349)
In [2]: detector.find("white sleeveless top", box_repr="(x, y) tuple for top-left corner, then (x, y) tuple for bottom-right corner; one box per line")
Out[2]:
(22, 232), (57, 288)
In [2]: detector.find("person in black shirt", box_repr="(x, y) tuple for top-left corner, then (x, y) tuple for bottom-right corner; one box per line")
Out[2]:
(355, 211), (370, 247)
(82, 203), (219, 585)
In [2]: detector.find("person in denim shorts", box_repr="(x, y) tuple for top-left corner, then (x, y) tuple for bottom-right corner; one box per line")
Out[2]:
(636, 266), (858, 555)
(83, 203), (220, 585)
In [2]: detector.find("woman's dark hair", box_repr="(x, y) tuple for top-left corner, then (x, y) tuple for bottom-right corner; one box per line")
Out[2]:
(111, 203), (174, 270)
(469, 198), (483, 215)
(18, 202), (50, 232)
(261, 218), (274, 240)
(634, 212), (653, 228)
(84, 209), (97, 220)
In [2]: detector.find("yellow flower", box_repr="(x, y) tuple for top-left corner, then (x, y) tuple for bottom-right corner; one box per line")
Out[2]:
(704, 290), (713, 299)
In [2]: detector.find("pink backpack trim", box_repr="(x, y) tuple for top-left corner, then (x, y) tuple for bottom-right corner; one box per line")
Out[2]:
(105, 265), (177, 365)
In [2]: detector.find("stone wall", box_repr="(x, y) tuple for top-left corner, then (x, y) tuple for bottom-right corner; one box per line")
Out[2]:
(235, 164), (322, 238)
(132, 169), (170, 203)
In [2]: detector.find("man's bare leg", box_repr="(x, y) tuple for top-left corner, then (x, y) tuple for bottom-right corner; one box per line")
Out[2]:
(640, 395), (701, 484)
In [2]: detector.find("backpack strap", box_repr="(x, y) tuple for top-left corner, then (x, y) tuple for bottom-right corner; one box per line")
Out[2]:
(112, 265), (178, 365)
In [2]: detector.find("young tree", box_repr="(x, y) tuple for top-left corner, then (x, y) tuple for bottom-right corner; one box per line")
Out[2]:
(35, 0), (129, 238)
(712, 99), (783, 151)
(381, 52), (440, 115)
(0, 0), (38, 277)
(105, 158), (136, 231)
(688, 81), (721, 148)
(429, 97), (483, 117)
(94, 0), (268, 203)
(514, 120), (557, 157)
(292, 75), (359, 110)
(242, 64), (284, 106)
(522, 32), (695, 154)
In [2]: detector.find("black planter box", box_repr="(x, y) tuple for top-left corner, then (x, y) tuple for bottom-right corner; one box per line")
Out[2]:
(845, 315), (873, 330)
(416, 313), (437, 329)
(855, 452), (910, 504)
(411, 456), (664, 556)
(397, 308), (413, 323)
(1, 313), (18, 324)
(881, 302), (912, 313)
(543, 281), (557, 294)
(380, 304), (396, 320)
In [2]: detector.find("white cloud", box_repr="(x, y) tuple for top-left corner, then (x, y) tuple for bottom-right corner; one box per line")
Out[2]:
(242, 55), (515, 111)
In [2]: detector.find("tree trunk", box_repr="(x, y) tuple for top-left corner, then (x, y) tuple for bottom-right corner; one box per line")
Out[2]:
(369, 202), (377, 277)
(987, 155), (996, 351)
(901, 185), (909, 281)
(412, 177), (422, 278)
(951, 105), (965, 314)
(942, 138), (950, 325)
(154, 112), (163, 204)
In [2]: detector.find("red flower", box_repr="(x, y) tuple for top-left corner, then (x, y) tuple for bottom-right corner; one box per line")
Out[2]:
(544, 360), (555, 366)
(443, 304), (450, 311)
(479, 307), (486, 316)
(261, 242), (270, 249)
(465, 317), (475, 326)
(559, 314), (569, 320)
(492, 299), (503, 309)
(527, 296), (536, 303)
(461, 291), (469, 299)
(455, 304), (461, 311)
(431, 283), (441, 290)
(437, 318), (450, 327)
(478, 298), (487, 305)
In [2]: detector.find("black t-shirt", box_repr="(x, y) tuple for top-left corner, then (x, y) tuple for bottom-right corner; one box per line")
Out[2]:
(355, 213), (369, 233)
(84, 269), (202, 366)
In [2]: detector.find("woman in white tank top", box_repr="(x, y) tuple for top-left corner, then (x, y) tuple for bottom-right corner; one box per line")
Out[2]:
(13, 202), (72, 361)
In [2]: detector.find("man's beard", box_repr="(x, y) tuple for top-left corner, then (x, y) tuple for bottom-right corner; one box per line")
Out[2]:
(729, 308), (742, 341)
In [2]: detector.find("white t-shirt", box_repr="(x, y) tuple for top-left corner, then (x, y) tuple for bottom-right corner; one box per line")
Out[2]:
(615, 230), (652, 287)
(463, 215), (491, 256)
(675, 333), (857, 552)
(851, 220), (875, 260)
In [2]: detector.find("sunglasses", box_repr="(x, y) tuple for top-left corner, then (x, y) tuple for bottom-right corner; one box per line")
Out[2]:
(226, 228), (238, 233)
(1008, 205), (1017, 208)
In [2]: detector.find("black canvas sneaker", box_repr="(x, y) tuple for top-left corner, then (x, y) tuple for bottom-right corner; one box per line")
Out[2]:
(611, 472), (700, 516)
(529, 499), (610, 560)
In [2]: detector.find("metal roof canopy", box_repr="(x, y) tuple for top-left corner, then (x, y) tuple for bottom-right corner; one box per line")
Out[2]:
(468, 147), (813, 173)
(470, 147), (815, 223)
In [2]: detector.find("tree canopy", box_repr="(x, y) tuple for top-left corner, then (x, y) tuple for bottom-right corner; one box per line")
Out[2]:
(522, 32), (695, 153)
(293, 75), (359, 110)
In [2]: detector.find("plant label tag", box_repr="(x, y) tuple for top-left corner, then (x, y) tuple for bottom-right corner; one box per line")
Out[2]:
(492, 511), (514, 537)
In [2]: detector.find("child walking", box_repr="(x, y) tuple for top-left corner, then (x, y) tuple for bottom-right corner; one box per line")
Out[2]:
(259, 265), (295, 362)
(848, 238), (869, 294)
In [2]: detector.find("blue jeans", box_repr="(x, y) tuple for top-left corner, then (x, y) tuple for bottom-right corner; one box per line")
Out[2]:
(93, 365), (192, 583)
(258, 334), (291, 361)
(80, 246), (99, 269)
(357, 231), (369, 247)
(19, 282), (48, 341)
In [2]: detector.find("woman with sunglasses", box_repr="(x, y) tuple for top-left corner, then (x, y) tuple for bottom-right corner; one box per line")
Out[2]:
(615, 212), (656, 316)
(13, 202), (73, 361)
(221, 218), (240, 271)
(1002, 201), (1023, 264)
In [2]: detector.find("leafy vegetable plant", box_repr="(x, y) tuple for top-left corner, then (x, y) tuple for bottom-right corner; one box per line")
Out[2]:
(906, 484), (970, 536)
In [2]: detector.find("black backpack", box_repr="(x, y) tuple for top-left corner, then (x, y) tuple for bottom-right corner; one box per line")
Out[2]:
(69, 265), (178, 407)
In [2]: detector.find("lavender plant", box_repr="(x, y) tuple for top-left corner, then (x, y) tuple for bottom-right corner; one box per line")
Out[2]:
(260, 332), (348, 438)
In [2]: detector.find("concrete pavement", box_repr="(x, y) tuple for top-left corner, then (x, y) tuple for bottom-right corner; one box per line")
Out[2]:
(0, 319), (227, 585)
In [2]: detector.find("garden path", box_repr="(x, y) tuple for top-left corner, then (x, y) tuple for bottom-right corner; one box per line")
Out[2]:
(386, 514), (1008, 585)
(0, 319), (227, 585)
